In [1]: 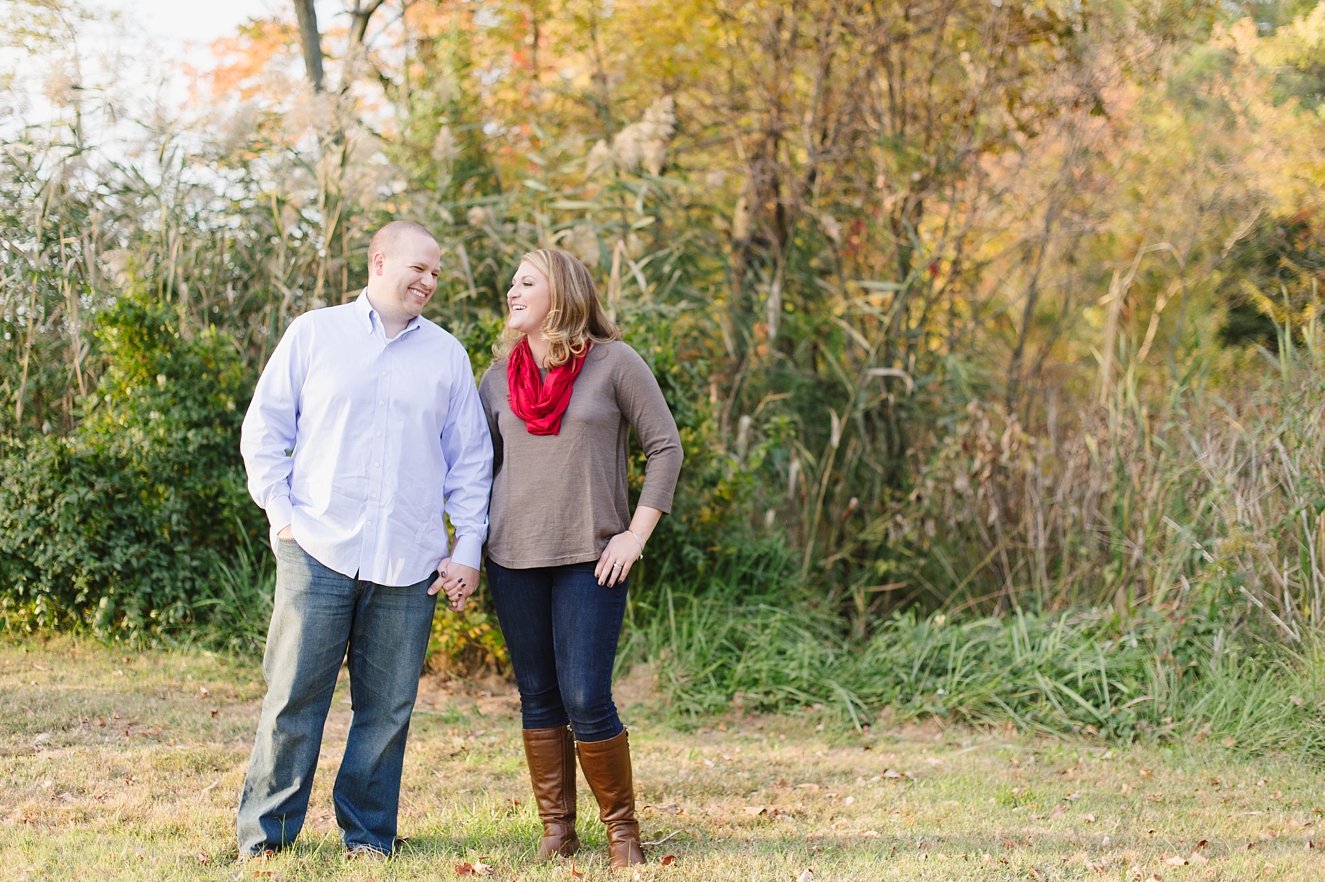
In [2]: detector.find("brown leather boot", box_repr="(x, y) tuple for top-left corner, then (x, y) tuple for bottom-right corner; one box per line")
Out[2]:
(575, 729), (645, 868)
(522, 726), (580, 860)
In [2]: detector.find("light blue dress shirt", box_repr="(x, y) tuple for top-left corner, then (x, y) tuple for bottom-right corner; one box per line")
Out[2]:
(240, 292), (493, 586)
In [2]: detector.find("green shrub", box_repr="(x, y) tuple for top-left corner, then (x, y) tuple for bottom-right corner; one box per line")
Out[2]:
(0, 294), (261, 639)
(635, 549), (1325, 756)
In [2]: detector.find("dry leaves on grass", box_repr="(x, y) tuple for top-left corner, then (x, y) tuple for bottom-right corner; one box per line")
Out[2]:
(455, 858), (493, 876)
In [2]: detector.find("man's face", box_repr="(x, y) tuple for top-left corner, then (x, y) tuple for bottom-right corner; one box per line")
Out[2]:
(370, 232), (441, 322)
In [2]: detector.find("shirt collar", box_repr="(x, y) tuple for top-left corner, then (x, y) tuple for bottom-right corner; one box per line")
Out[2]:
(354, 290), (422, 338)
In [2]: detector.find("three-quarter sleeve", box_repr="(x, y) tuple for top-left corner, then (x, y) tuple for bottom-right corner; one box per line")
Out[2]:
(479, 366), (505, 475)
(613, 346), (684, 513)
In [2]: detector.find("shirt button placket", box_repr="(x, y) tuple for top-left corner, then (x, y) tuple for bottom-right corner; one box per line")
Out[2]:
(364, 359), (391, 571)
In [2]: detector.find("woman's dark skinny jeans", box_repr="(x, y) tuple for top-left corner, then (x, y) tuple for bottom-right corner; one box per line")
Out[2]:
(485, 559), (628, 743)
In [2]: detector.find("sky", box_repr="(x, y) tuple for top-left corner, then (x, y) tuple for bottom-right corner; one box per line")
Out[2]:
(122, 0), (281, 47)
(92, 0), (286, 70)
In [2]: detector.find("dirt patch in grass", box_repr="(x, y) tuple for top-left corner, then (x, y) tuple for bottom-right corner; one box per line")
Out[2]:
(4, 635), (1325, 880)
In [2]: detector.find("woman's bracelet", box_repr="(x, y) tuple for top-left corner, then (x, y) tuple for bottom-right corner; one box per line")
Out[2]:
(624, 530), (645, 558)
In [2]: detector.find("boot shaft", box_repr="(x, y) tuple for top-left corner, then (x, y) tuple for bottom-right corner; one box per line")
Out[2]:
(575, 729), (644, 867)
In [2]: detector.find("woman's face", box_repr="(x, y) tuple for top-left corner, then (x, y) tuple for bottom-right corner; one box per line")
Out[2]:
(506, 261), (552, 337)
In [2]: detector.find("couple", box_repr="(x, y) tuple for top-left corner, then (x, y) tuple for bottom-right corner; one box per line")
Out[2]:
(235, 220), (683, 867)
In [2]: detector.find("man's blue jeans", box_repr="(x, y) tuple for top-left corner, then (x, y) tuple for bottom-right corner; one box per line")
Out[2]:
(236, 539), (437, 856)
(486, 560), (628, 743)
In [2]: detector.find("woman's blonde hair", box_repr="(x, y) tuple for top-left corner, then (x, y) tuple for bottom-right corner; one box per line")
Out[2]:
(495, 249), (622, 366)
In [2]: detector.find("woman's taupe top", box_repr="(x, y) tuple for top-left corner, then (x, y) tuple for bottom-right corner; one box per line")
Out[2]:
(478, 340), (684, 569)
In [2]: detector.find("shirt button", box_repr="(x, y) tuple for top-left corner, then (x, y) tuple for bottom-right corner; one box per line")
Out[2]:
(373, 462), (380, 468)
(371, 493), (378, 498)
(366, 521), (373, 526)
(382, 371), (388, 376)
(377, 431), (383, 437)
(378, 400), (385, 406)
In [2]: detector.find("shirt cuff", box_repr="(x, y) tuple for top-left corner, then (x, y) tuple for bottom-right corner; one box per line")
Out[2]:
(266, 495), (294, 533)
(265, 496), (294, 555)
(450, 533), (484, 571)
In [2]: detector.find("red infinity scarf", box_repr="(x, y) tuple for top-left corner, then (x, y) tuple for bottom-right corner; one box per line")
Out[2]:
(507, 338), (590, 436)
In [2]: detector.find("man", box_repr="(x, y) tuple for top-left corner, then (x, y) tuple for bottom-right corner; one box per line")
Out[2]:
(237, 220), (492, 859)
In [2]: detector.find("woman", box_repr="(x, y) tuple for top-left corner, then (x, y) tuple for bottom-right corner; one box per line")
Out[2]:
(478, 249), (682, 868)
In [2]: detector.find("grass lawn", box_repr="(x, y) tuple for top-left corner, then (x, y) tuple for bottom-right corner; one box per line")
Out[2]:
(2, 636), (1323, 880)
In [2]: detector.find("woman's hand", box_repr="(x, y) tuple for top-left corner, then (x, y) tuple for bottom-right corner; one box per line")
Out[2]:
(429, 558), (480, 611)
(595, 531), (644, 587)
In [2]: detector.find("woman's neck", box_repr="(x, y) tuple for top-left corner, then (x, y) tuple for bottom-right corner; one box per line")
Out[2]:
(525, 332), (550, 368)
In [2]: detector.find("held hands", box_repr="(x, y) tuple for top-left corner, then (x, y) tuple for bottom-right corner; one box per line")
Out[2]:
(429, 558), (480, 612)
(595, 530), (644, 587)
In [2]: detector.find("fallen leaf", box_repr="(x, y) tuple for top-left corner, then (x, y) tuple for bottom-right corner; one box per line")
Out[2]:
(1221, 737), (1238, 748)
(744, 806), (768, 816)
(1083, 814), (1097, 823)
(1028, 867), (1045, 881)
(796, 869), (816, 882)
(456, 860), (493, 876)
(1194, 840), (1209, 850)
(1084, 857), (1106, 872)
(570, 860), (583, 878)
(1189, 852), (1208, 865)
(1164, 855), (1188, 866)
(455, 860), (492, 876)
(882, 769), (902, 779)
(196, 853), (210, 864)
(210, 708), (219, 718)
(661, 854), (676, 866)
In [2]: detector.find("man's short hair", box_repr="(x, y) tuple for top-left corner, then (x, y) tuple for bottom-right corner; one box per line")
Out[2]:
(368, 221), (436, 261)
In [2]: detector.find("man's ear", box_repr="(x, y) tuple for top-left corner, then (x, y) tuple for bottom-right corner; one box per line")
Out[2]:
(370, 252), (385, 275)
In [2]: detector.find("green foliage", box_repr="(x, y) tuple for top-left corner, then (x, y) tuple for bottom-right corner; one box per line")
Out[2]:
(640, 566), (1325, 755)
(428, 587), (510, 679)
(188, 535), (275, 656)
(0, 293), (260, 639)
